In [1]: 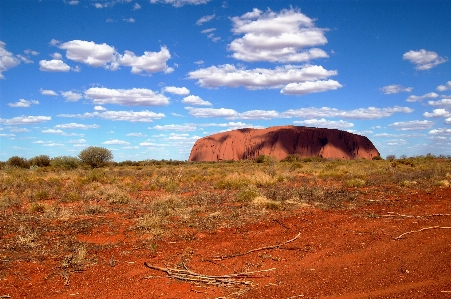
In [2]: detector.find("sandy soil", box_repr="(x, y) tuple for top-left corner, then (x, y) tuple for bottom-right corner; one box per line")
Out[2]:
(1, 187), (450, 299)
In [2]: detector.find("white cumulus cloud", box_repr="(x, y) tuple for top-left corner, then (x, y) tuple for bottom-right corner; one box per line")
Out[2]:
(55, 123), (99, 130)
(380, 84), (413, 94)
(59, 40), (117, 69)
(437, 81), (451, 91)
(8, 99), (39, 108)
(196, 14), (215, 25)
(188, 64), (338, 91)
(162, 86), (190, 95)
(182, 95), (212, 106)
(150, 0), (210, 7)
(84, 87), (169, 106)
(238, 110), (279, 120)
(429, 128), (451, 135)
(0, 41), (21, 79)
(388, 120), (434, 131)
(118, 46), (172, 74)
(39, 59), (71, 72)
(293, 118), (354, 129)
(282, 106), (413, 120)
(153, 124), (197, 131)
(428, 99), (451, 108)
(229, 8), (329, 63)
(97, 110), (165, 122)
(39, 89), (58, 96)
(61, 91), (83, 102)
(185, 107), (238, 118)
(281, 80), (342, 95)
(403, 49), (447, 71)
(423, 108), (451, 118)
(103, 139), (131, 145)
(406, 92), (439, 102)
(0, 115), (51, 125)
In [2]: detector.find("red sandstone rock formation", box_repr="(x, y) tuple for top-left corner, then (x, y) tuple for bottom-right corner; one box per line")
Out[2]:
(188, 126), (380, 162)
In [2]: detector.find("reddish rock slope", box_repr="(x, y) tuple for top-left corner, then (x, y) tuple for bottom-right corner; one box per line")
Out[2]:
(189, 125), (380, 161)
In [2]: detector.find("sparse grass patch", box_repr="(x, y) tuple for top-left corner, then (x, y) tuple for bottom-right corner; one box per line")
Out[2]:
(34, 189), (50, 201)
(252, 196), (283, 210)
(136, 214), (165, 236)
(236, 186), (259, 202)
(435, 180), (450, 187)
(0, 194), (20, 209)
(29, 202), (46, 213)
(17, 225), (39, 248)
(345, 178), (366, 188)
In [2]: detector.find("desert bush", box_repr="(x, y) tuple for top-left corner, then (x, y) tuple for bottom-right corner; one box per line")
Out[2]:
(236, 186), (259, 202)
(34, 189), (50, 200)
(78, 146), (113, 168)
(51, 156), (80, 169)
(79, 169), (106, 184)
(62, 191), (81, 202)
(91, 185), (130, 204)
(0, 194), (21, 209)
(281, 154), (302, 162)
(151, 195), (183, 216)
(435, 180), (450, 187)
(136, 214), (165, 236)
(252, 196), (283, 210)
(345, 178), (366, 188)
(29, 155), (51, 167)
(372, 155), (383, 160)
(29, 202), (46, 213)
(7, 156), (29, 168)
(386, 155), (396, 161)
(255, 155), (274, 163)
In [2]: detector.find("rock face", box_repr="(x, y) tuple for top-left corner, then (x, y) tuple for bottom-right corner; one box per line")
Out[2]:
(188, 126), (380, 162)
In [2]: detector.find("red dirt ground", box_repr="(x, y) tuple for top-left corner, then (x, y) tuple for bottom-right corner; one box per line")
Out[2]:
(2, 188), (451, 298)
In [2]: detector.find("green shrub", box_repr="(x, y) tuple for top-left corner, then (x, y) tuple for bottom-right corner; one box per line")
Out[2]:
(30, 202), (46, 213)
(7, 156), (29, 168)
(78, 146), (113, 168)
(345, 178), (366, 188)
(51, 156), (80, 169)
(35, 190), (49, 200)
(281, 154), (302, 162)
(30, 155), (51, 167)
(236, 187), (259, 202)
(255, 155), (274, 163)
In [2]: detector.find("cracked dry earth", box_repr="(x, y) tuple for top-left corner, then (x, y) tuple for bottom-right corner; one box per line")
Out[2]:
(1, 188), (451, 299)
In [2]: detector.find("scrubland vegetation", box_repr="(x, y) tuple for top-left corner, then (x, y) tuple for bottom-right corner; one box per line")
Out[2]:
(1, 152), (450, 279)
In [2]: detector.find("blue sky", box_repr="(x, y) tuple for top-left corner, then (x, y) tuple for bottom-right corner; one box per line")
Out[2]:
(1, 0), (450, 161)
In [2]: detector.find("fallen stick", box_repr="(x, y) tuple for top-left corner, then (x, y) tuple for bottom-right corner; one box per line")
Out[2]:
(381, 213), (451, 219)
(394, 226), (451, 240)
(213, 232), (301, 260)
(144, 262), (275, 286)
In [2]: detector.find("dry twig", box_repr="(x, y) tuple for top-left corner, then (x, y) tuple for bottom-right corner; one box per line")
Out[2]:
(394, 226), (451, 240)
(381, 213), (451, 219)
(213, 232), (301, 260)
(144, 262), (275, 286)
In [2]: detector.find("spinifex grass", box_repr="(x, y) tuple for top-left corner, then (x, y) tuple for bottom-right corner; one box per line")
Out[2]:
(0, 157), (450, 274)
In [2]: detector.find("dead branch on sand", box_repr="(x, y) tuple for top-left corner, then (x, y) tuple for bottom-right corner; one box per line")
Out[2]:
(213, 232), (301, 260)
(394, 226), (451, 240)
(144, 262), (275, 286)
(381, 213), (451, 219)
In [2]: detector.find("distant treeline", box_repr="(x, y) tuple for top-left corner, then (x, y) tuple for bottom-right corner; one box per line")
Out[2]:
(1, 153), (450, 170)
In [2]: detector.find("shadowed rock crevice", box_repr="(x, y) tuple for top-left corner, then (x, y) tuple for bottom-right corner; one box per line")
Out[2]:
(189, 126), (380, 162)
